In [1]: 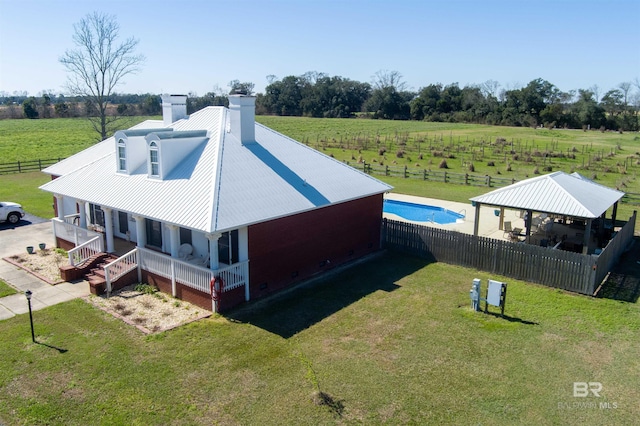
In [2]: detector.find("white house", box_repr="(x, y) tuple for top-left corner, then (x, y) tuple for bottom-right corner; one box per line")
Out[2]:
(40, 94), (392, 311)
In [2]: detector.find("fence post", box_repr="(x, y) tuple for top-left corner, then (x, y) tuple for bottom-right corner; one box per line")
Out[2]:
(465, 173), (469, 185)
(385, 165), (389, 176)
(486, 175), (492, 187)
(443, 171), (447, 183)
(17, 161), (21, 173)
(404, 165), (408, 178)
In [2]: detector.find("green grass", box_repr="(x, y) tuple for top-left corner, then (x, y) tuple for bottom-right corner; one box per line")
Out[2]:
(0, 172), (53, 219)
(0, 279), (17, 297)
(0, 252), (638, 424)
(0, 116), (159, 163)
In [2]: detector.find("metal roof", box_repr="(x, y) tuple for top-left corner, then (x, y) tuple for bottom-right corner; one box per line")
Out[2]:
(42, 120), (164, 177)
(40, 107), (392, 233)
(469, 171), (624, 218)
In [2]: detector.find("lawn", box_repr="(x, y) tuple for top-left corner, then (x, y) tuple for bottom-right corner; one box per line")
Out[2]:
(0, 252), (638, 424)
(0, 279), (17, 297)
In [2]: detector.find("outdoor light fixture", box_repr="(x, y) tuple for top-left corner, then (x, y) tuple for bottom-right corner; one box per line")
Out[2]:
(25, 290), (35, 343)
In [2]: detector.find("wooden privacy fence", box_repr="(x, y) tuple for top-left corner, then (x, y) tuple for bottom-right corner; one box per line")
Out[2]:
(382, 216), (635, 295)
(0, 158), (64, 174)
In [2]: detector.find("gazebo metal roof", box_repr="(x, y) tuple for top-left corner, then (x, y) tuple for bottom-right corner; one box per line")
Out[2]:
(469, 171), (624, 218)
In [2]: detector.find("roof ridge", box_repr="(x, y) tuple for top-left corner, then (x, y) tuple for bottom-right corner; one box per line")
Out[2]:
(207, 109), (226, 233)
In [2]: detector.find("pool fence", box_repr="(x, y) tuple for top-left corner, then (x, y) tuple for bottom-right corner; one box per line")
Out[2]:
(381, 212), (636, 295)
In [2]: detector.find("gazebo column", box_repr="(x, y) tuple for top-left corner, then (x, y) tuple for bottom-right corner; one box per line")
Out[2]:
(102, 207), (115, 253)
(133, 215), (146, 248)
(612, 201), (618, 228)
(473, 203), (481, 236)
(582, 219), (592, 254)
(525, 209), (533, 243)
(498, 207), (505, 230)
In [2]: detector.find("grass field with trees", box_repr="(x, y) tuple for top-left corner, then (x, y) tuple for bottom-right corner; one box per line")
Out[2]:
(0, 117), (638, 424)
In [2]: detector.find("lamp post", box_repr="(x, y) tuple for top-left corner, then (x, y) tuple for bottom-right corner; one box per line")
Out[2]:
(25, 290), (35, 343)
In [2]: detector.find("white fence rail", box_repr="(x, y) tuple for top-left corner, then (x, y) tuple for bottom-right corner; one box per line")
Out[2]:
(68, 235), (104, 267)
(104, 250), (139, 295)
(136, 247), (248, 296)
(52, 218), (102, 248)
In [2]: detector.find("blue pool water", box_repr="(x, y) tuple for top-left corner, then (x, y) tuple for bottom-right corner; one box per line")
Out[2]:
(383, 199), (464, 224)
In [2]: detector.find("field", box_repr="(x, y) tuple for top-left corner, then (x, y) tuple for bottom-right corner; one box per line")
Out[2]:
(1, 252), (639, 425)
(0, 117), (639, 423)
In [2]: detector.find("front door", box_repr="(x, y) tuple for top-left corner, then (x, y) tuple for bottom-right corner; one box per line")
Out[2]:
(145, 219), (162, 249)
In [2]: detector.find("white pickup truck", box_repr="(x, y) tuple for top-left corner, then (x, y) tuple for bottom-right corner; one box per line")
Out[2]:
(0, 201), (26, 224)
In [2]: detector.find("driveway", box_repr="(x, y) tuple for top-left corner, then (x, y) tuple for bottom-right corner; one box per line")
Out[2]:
(0, 218), (90, 320)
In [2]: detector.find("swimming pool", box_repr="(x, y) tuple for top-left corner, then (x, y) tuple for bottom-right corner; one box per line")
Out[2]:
(383, 199), (465, 224)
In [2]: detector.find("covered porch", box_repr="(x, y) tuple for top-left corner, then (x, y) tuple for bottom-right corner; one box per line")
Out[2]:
(50, 195), (250, 312)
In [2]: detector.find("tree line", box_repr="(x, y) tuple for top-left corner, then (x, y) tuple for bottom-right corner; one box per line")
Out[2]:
(3, 72), (638, 132)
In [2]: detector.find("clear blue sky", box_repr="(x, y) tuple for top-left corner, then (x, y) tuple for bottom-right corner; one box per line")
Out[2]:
(1, 0), (638, 97)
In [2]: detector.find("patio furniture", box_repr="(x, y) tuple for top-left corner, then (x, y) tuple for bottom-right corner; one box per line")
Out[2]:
(178, 243), (193, 260)
(503, 221), (513, 238)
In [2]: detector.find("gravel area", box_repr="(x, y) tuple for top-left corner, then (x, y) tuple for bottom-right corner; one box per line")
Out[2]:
(87, 284), (211, 333)
(3, 248), (66, 284)
(3, 248), (211, 332)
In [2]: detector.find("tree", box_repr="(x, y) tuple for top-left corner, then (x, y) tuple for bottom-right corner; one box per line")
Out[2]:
(59, 12), (145, 140)
(22, 97), (39, 119)
(228, 80), (255, 95)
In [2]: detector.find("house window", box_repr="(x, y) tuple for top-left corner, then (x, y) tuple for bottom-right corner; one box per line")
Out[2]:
(180, 227), (192, 245)
(145, 219), (162, 248)
(149, 142), (159, 177)
(218, 230), (239, 265)
(89, 204), (105, 227)
(117, 139), (126, 172)
(118, 211), (128, 234)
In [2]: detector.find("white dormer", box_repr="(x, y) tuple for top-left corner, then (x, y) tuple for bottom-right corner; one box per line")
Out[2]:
(145, 130), (208, 179)
(114, 128), (170, 175)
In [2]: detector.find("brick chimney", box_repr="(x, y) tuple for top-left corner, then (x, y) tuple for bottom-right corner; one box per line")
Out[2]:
(228, 94), (256, 145)
(161, 94), (188, 126)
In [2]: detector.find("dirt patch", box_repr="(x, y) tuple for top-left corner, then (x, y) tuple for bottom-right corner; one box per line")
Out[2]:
(87, 284), (211, 333)
(3, 248), (67, 284)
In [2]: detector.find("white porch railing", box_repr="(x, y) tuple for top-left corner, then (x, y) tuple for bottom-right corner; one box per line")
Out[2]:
(52, 218), (103, 248)
(104, 249), (139, 295)
(68, 235), (105, 267)
(114, 247), (250, 311)
(63, 213), (80, 225)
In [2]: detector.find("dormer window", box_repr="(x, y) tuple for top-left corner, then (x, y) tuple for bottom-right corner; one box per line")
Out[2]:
(117, 139), (126, 172)
(149, 142), (159, 177)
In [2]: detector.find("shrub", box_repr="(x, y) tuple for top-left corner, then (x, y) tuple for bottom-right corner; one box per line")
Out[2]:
(487, 161), (495, 166)
(506, 163), (512, 172)
(542, 165), (552, 172)
(533, 167), (540, 175)
(418, 153), (423, 160)
(378, 147), (386, 155)
(438, 159), (449, 169)
(396, 150), (404, 158)
(134, 283), (157, 295)
(468, 163), (475, 172)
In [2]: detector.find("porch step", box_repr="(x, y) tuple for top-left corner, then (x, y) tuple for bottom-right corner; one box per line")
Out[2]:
(85, 254), (119, 296)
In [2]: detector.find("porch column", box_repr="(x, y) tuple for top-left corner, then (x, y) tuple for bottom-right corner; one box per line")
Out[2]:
(133, 214), (146, 248)
(525, 209), (533, 244)
(612, 201), (618, 228)
(206, 232), (222, 270)
(102, 207), (115, 253)
(77, 201), (87, 229)
(498, 207), (505, 230)
(54, 194), (64, 220)
(167, 224), (180, 258)
(582, 218), (592, 255)
(238, 227), (249, 301)
(473, 203), (481, 236)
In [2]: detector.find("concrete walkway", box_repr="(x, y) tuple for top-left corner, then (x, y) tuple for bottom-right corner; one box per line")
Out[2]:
(0, 220), (90, 321)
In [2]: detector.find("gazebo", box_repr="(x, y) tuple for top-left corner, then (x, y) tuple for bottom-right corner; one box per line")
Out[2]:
(469, 172), (625, 254)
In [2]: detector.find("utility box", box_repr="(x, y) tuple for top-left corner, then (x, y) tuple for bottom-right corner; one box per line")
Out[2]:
(485, 280), (507, 316)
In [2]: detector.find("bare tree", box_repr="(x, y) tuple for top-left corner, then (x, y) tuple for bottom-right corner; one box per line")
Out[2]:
(480, 79), (500, 98)
(372, 70), (408, 91)
(589, 84), (601, 103)
(60, 12), (145, 140)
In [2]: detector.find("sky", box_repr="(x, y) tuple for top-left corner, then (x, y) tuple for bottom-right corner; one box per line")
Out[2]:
(0, 0), (639, 98)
